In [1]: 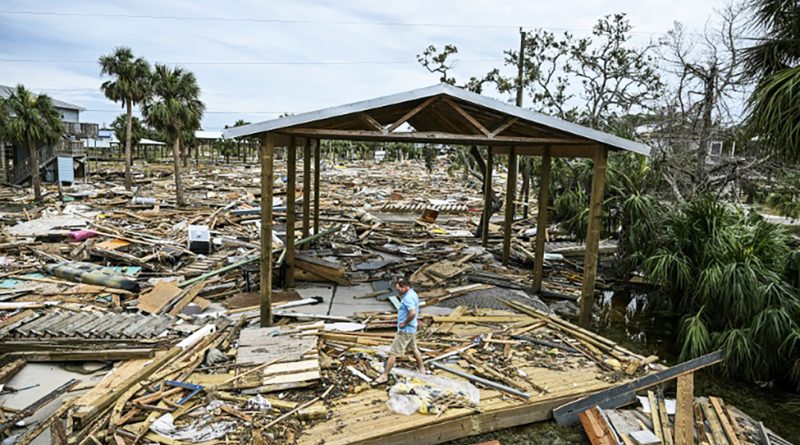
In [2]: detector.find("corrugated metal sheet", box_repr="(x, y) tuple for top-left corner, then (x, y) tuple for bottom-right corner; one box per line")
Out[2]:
(222, 83), (650, 156)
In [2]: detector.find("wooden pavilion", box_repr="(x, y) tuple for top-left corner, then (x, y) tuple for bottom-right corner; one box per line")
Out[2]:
(222, 83), (650, 329)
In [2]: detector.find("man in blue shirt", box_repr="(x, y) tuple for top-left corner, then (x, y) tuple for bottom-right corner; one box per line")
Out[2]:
(373, 278), (425, 384)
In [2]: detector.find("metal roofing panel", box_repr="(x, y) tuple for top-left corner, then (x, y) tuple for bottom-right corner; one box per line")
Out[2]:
(222, 83), (650, 156)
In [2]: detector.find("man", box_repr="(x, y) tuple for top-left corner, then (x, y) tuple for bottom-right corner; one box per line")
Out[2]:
(373, 278), (425, 384)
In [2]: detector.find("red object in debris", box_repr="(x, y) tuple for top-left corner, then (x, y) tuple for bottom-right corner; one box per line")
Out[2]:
(68, 230), (98, 242)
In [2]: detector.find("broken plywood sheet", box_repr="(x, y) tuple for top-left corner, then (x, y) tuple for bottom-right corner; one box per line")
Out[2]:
(137, 281), (181, 314)
(410, 259), (470, 287)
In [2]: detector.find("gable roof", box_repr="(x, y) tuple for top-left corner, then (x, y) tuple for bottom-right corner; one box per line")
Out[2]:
(0, 84), (84, 111)
(223, 83), (650, 156)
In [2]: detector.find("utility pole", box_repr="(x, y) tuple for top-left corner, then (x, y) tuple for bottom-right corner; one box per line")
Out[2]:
(515, 28), (532, 219)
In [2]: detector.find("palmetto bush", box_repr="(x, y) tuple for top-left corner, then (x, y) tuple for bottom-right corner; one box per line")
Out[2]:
(644, 196), (800, 387)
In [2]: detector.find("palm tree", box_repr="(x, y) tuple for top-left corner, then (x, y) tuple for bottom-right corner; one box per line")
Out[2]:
(99, 47), (151, 191)
(142, 64), (205, 207)
(111, 114), (145, 159)
(0, 85), (63, 201)
(743, 0), (800, 159)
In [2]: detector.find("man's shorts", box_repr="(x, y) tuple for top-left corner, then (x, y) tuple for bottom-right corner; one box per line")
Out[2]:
(389, 331), (418, 356)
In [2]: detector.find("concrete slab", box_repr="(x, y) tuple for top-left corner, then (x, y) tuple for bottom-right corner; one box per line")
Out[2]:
(0, 363), (100, 445)
(293, 285), (335, 315)
(328, 283), (394, 317)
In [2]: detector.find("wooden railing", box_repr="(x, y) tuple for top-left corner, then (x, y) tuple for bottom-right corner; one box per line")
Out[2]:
(7, 140), (84, 184)
(63, 122), (99, 138)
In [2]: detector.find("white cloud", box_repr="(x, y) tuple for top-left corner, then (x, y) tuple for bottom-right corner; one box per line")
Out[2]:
(0, 0), (730, 130)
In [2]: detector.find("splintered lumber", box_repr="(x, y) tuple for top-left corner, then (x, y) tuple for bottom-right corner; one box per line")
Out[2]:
(14, 397), (78, 445)
(673, 373), (694, 445)
(430, 362), (530, 399)
(579, 406), (616, 445)
(72, 348), (181, 424)
(701, 399), (730, 445)
(262, 385), (334, 429)
(709, 396), (741, 445)
(0, 358), (25, 384)
(504, 299), (641, 362)
(657, 395), (673, 445)
(295, 254), (351, 285)
(166, 280), (205, 316)
(553, 350), (724, 425)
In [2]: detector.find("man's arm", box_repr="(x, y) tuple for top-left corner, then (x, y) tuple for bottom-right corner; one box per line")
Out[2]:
(399, 308), (416, 327)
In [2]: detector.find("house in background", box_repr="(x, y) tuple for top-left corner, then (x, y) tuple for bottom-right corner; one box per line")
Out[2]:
(0, 84), (98, 185)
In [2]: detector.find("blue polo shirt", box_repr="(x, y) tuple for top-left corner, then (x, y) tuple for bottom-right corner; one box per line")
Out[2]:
(397, 289), (420, 333)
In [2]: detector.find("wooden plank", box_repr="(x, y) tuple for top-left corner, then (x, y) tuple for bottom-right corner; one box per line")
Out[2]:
(167, 280), (205, 316)
(262, 359), (320, 376)
(647, 391), (664, 444)
(553, 350), (723, 426)
(532, 148), (551, 291)
(657, 395), (673, 445)
(674, 373), (694, 445)
(137, 281), (182, 314)
(579, 145), (607, 328)
(579, 406), (615, 445)
(263, 370), (320, 385)
(261, 132), (275, 327)
(0, 359), (25, 384)
(701, 399), (730, 445)
(386, 96), (437, 132)
(710, 397), (741, 445)
(442, 97), (491, 136)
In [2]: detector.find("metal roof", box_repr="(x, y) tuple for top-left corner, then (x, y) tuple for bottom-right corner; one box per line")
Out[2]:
(0, 84), (85, 111)
(222, 83), (650, 156)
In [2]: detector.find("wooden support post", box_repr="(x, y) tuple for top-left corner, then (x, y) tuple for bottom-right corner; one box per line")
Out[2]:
(260, 133), (275, 327)
(313, 139), (321, 235)
(481, 147), (493, 247)
(502, 147), (517, 265)
(302, 138), (311, 243)
(578, 145), (608, 328)
(532, 148), (551, 291)
(674, 373), (694, 445)
(285, 137), (297, 288)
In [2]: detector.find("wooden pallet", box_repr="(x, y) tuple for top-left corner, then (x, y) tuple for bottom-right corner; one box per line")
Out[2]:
(177, 250), (230, 277)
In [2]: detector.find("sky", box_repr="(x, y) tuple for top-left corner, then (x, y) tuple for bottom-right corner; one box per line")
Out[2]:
(0, 0), (734, 131)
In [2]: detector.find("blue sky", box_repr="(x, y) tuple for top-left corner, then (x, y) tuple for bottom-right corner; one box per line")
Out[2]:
(0, 0), (732, 131)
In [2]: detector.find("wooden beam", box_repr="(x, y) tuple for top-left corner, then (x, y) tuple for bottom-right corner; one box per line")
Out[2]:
(492, 145), (595, 158)
(313, 139), (321, 236)
(442, 97), (491, 136)
(532, 147), (551, 291)
(489, 117), (519, 138)
(358, 113), (386, 133)
(553, 350), (724, 426)
(578, 145), (608, 328)
(260, 133), (275, 327)
(302, 138), (311, 243)
(386, 96), (437, 132)
(285, 137), (297, 288)
(280, 127), (588, 146)
(674, 373), (695, 445)
(482, 147), (493, 246)
(502, 147), (517, 265)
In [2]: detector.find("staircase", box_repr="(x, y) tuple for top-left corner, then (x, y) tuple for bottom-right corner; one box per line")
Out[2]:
(8, 141), (85, 185)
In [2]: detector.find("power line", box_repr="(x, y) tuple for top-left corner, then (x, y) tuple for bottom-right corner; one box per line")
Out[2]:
(0, 9), (669, 35)
(0, 58), (504, 66)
